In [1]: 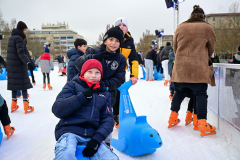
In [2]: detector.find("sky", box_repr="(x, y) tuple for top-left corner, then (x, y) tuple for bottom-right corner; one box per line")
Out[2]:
(0, 0), (239, 45)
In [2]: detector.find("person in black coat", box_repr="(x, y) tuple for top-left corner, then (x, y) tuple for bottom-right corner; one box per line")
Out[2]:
(6, 21), (34, 114)
(28, 51), (36, 85)
(145, 46), (157, 81)
(137, 51), (144, 66)
(67, 38), (87, 81)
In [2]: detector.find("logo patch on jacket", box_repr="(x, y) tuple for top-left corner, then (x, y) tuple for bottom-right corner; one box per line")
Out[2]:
(111, 61), (119, 70)
(127, 46), (131, 49)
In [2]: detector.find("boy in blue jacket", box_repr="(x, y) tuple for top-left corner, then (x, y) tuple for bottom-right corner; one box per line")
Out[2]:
(52, 59), (118, 159)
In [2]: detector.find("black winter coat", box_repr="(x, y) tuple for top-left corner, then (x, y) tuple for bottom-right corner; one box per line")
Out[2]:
(75, 44), (126, 91)
(52, 76), (114, 143)
(67, 48), (84, 81)
(6, 29), (32, 91)
(146, 49), (157, 66)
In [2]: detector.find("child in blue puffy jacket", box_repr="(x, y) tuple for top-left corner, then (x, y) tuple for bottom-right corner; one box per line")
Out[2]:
(52, 59), (118, 160)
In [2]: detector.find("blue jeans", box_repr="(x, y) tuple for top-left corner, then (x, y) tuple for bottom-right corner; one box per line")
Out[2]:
(54, 133), (119, 160)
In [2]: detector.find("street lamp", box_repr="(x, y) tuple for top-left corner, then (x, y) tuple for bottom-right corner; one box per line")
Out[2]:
(155, 29), (164, 48)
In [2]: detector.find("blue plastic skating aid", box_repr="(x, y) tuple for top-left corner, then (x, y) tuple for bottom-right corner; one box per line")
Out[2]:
(75, 145), (90, 160)
(140, 66), (146, 80)
(153, 66), (163, 81)
(0, 68), (7, 80)
(111, 81), (162, 157)
(28, 70), (31, 76)
(0, 127), (3, 145)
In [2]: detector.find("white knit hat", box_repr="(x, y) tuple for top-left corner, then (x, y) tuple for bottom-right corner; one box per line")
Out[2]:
(115, 17), (128, 29)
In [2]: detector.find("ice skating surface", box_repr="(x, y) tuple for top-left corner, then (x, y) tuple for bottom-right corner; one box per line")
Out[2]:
(0, 67), (240, 160)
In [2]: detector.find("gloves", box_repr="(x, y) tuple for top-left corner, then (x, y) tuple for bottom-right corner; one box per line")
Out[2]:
(82, 139), (100, 157)
(82, 84), (95, 102)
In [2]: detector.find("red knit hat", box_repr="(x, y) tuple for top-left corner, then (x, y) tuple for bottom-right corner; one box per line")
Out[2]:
(80, 59), (103, 78)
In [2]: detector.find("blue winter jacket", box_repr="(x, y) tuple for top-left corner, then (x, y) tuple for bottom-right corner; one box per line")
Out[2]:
(52, 76), (114, 144)
(67, 48), (84, 81)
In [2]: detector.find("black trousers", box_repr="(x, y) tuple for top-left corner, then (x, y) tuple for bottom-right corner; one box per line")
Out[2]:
(29, 69), (35, 83)
(0, 100), (11, 126)
(12, 90), (28, 100)
(171, 83), (208, 119)
(43, 73), (50, 84)
(187, 95), (197, 114)
(109, 90), (120, 116)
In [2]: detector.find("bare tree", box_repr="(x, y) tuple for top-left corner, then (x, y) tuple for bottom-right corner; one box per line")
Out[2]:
(136, 30), (155, 57)
(96, 24), (113, 46)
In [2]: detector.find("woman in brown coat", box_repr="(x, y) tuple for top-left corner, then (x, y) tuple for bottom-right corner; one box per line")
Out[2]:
(168, 5), (216, 136)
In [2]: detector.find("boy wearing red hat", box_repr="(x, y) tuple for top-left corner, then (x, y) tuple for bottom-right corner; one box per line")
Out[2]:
(52, 59), (118, 159)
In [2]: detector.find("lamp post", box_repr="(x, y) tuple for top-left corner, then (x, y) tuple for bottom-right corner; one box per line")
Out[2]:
(0, 34), (3, 56)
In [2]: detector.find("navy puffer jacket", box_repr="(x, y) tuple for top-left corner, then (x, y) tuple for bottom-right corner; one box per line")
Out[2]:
(52, 76), (114, 144)
(67, 48), (84, 81)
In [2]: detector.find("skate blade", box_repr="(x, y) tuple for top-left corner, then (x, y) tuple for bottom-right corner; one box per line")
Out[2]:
(25, 108), (34, 114)
(11, 106), (19, 113)
(185, 119), (193, 125)
(200, 130), (216, 136)
(168, 120), (181, 128)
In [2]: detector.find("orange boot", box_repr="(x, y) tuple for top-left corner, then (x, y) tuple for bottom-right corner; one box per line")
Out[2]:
(168, 111), (181, 128)
(193, 114), (198, 130)
(164, 80), (168, 86)
(43, 83), (46, 89)
(185, 111), (193, 125)
(11, 100), (19, 113)
(198, 119), (216, 136)
(23, 100), (34, 114)
(3, 125), (15, 139)
(48, 84), (53, 90)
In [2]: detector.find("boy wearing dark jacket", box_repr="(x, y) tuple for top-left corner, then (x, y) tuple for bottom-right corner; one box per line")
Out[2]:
(75, 26), (127, 110)
(52, 59), (118, 159)
(67, 38), (87, 81)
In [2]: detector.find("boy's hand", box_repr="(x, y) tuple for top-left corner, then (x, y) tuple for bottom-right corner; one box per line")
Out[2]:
(130, 77), (138, 85)
(82, 139), (100, 157)
(82, 84), (96, 102)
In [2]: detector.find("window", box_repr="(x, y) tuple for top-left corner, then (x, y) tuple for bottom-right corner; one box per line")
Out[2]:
(61, 42), (67, 44)
(68, 42), (74, 45)
(213, 17), (215, 21)
(40, 37), (46, 40)
(60, 37), (66, 40)
(67, 36), (73, 39)
(54, 37), (59, 40)
(54, 42), (60, 45)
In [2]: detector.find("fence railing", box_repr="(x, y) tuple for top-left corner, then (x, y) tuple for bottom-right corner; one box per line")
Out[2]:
(208, 63), (240, 131)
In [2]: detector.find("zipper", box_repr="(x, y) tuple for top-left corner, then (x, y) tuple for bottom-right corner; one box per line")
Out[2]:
(90, 93), (95, 121)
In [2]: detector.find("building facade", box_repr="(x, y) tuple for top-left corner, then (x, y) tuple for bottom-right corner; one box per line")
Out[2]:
(29, 23), (83, 56)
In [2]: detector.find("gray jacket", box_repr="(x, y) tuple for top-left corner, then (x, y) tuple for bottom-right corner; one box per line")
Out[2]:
(35, 53), (54, 73)
(160, 46), (172, 62)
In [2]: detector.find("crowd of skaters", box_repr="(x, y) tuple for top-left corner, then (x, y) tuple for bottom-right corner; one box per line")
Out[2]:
(0, 4), (234, 159)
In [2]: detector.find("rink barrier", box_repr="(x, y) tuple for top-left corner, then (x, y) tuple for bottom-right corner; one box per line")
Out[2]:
(208, 63), (240, 148)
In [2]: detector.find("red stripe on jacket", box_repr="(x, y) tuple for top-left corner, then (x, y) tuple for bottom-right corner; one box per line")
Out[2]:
(40, 53), (51, 61)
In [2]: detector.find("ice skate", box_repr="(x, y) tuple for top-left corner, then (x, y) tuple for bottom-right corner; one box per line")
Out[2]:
(198, 119), (216, 136)
(23, 100), (34, 114)
(3, 125), (15, 139)
(193, 114), (198, 130)
(11, 100), (19, 112)
(185, 111), (193, 125)
(168, 111), (181, 128)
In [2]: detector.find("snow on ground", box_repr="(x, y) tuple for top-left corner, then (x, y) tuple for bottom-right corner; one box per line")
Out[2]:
(0, 66), (240, 160)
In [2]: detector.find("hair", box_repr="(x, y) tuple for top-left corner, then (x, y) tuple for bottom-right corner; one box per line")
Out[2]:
(191, 5), (205, 19)
(166, 42), (171, 46)
(74, 39), (87, 49)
